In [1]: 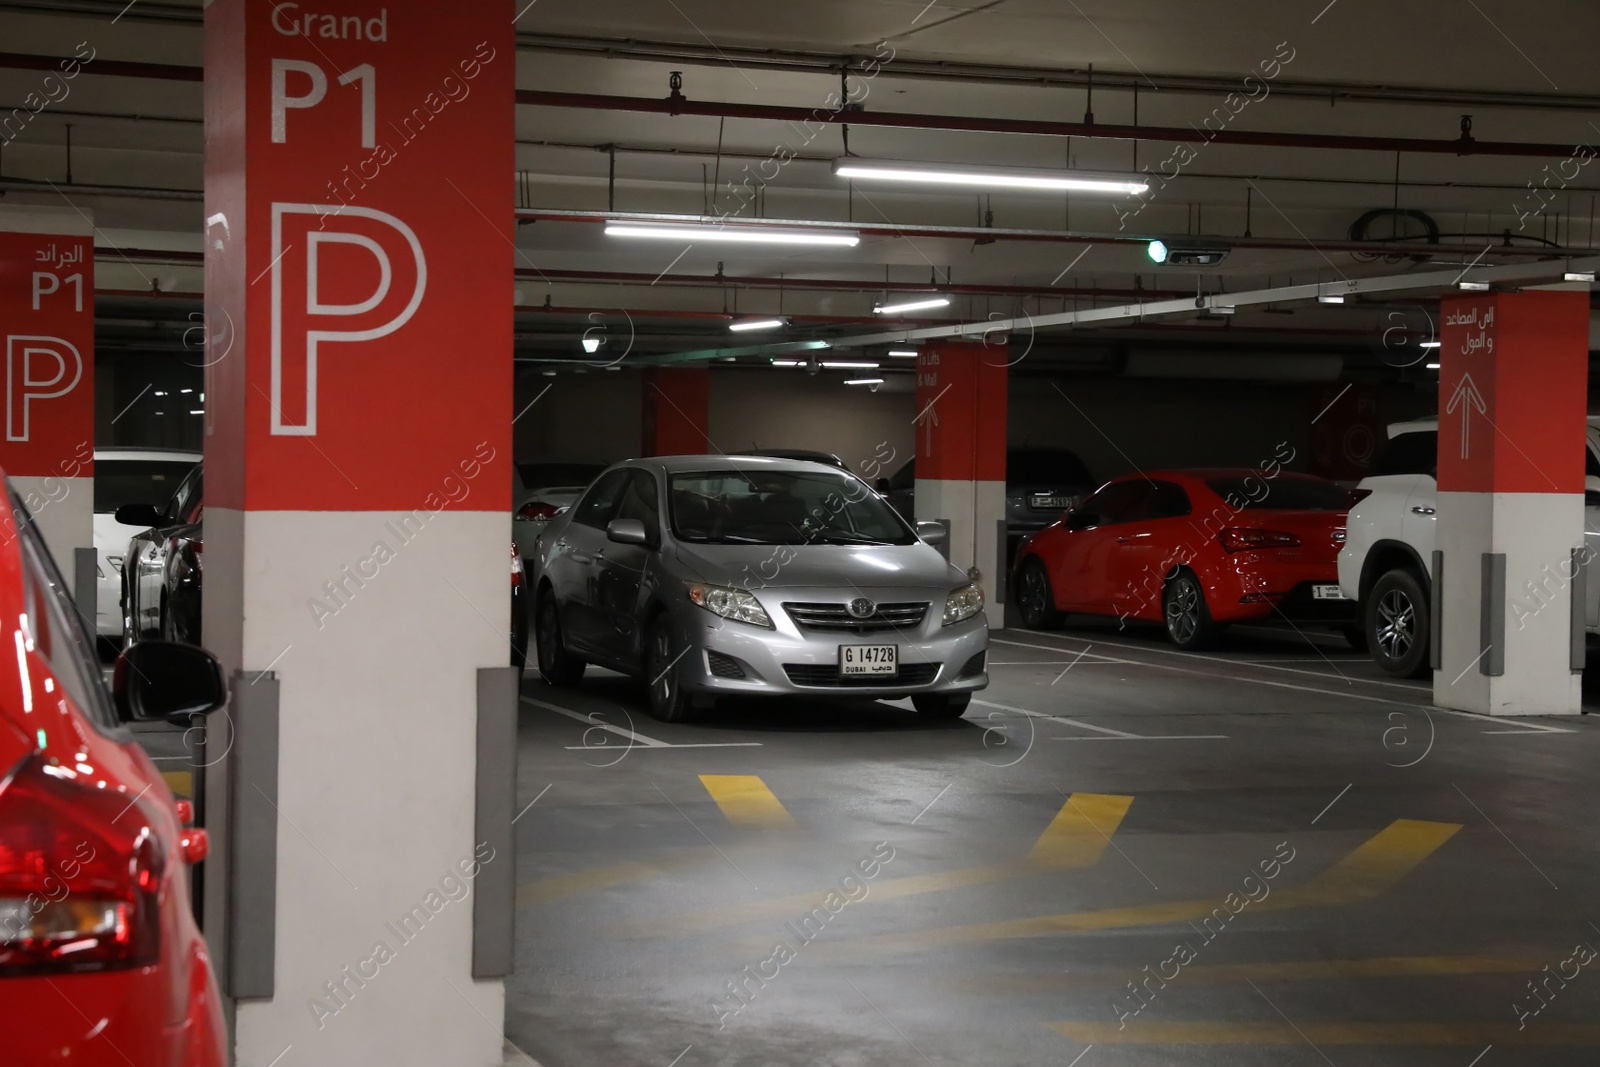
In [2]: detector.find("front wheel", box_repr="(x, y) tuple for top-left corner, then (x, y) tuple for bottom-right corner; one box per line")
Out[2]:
(1163, 570), (1220, 650)
(1015, 558), (1062, 629)
(644, 617), (696, 723)
(535, 592), (585, 686)
(912, 693), (972, 720)
(1367, 569), (1430, 678)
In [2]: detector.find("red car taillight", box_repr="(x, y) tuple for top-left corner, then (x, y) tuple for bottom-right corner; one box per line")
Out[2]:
(516, 501), (559, 522)
(510, 543), (525, 588)
(1218, 527), (1301, 554)
(0, 750), (164, 975)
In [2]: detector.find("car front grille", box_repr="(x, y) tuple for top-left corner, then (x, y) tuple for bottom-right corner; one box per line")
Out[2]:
(782, 662), (941, 687)
(782, 601), (929, 634)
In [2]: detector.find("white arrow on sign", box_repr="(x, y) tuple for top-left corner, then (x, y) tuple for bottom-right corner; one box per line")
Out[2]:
(1446, 372), (1486, 459)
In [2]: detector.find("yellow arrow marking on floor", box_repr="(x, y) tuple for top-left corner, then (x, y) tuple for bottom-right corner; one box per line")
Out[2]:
(626, 793), (1135, 938)
(807, 819), (1460, 954)
(161, 770), (192, 798)
(699, 775), (795, 828)
(1029, 793), (1134, 869)
(1050, 1021), (1600, 1046)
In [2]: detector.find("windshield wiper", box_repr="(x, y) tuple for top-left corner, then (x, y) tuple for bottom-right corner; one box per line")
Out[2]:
(814, 531), (893, 545)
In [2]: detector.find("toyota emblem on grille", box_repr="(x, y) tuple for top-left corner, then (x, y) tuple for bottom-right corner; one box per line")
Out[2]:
(847, 597), (876, 618)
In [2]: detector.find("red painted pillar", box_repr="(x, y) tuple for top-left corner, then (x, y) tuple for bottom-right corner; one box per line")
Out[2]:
(642, 367), (710, 455)
(203, 2), (514, 1060)
(0, 208), (94, 569)
(1434, 290), (1588, 714)
(913, 340), (1006, 627)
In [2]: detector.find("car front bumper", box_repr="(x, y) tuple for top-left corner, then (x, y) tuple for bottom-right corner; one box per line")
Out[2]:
(663, 592), (989, 699)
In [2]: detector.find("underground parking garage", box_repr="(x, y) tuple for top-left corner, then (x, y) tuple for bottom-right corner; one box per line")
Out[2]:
(4, 1), (1600, 1064)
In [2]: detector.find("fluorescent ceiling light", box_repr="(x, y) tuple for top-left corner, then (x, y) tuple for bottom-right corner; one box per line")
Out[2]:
(1425, 362), (1441, 370)
(833, 158), (1147, 195)
(823, 361), (880, 369)
(844, 378), (885, 385)
(770, 360), (802, 366)
(581, 337), (602, 353)
(1458, 280), (1490, 291)
(604, 222), (859, 247)
(729, 318), (785, 332)
(1420, 340), (1441, 349)
(1566, 271), (1596, 282)
(874, 297), (950, 315)
(888, 349), (919, 357)
(1317, 294), (1345, 304)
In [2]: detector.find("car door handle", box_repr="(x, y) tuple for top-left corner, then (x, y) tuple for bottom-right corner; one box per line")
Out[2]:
(1410, 506), (1436, 515)
(570, 551), (593, 564)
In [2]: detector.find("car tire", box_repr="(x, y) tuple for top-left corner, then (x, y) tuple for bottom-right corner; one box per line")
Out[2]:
(1163, 569), (1221, 650)
(1015, 557), (1062, 630)
(534, 591), (585, 686)
(643, 617), (695, 723)
(912, 693), (972, 720)
(1367, 569), (1430, 678)
(1341, 624), (1368, 652)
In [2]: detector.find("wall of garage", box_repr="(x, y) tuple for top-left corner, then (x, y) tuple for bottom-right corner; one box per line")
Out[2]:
(709, 371), (917, 476)
(512, 368), (644, 463)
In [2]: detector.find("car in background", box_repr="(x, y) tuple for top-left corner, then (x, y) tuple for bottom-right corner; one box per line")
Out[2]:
(3, 479), (229, 1065)
(513, 461), (606, 560)
(118, 464), (204, 645)
(531, 456), (988, 721)
(734, 448), (849, 470)
(1338, 418), (1600, 676)
(92, 447), (200, 637)
(879, 447), (1098, 549)
(1014, 469), (1356, 649)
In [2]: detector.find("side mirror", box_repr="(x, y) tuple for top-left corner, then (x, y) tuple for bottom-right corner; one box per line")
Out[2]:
(1066, 510), (1100, 531)
(114, 503), (163, 529)
(1586, 475), (1600, 509)
(112, 642), (227, 725)
(606, 518), (649, 546)
(875, 477), (891, 493)
(915, 520), (947, 546)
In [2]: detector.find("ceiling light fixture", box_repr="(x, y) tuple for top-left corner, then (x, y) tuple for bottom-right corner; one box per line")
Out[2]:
(1425, 362), (1441, 370)
(728, 318), (786, 332)
(1458, 280), (1490, 291)
(581, 337), (602, 353)
(888, 349), (919, 357)
(1147, 239), (1228, 266)
(604, 222), (860, 247)
(844, 378), (885, 386)
(833, 158), (1147, 195)
(1566, 271), (1596, 282)
(1317, 294), (1345, 304)
(874, 297), (950, 315)
(770, 360), (802, 367)
(1420, 340), (1441, 349)
(822, 361), (880, 369)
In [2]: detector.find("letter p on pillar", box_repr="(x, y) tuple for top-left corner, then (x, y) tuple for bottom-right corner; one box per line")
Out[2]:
(6, 335), (82, 442)
(271, 59), (327, 143)
(269, 204), (426, 436)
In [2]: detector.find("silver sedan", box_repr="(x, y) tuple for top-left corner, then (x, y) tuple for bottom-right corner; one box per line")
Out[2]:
(529, 455), (989, 721)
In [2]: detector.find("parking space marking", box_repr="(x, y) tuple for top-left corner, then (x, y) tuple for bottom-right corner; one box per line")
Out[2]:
(1029, 793), (1134, 869)
(1438, 708), (1576, 734)
(161, 770), (192, 798)
(975, 698), (1228, 742)
(520, 696), (764, 749)
(811, 819), (1459, 954)
(1049, 1021), (1600, 1046)
(699, 774), (795, 828)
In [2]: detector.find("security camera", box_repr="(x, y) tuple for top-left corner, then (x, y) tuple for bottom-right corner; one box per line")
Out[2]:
(1147, 239), (1229, 266)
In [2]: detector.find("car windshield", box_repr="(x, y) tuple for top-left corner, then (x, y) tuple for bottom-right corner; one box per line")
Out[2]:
(1206, 477), (1350, 511)
(94, 459), (197, 514)
(1009, 449), (1092, 485)
(669, 468), (916, 545)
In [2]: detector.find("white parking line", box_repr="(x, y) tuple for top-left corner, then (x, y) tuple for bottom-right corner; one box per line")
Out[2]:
(972, 698), (1227, 741)
(1438, 708), (1576, 734)
(519, 696), (765, 748)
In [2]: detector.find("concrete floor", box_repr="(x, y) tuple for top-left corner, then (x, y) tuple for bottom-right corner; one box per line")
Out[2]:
(504, 618), (1600, 1067)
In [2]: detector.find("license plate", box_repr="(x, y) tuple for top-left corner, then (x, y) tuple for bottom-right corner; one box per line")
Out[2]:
(1031, 495), (1073, 509)
(1313, 584), (1348, 600)
(839, 644), (897, 676)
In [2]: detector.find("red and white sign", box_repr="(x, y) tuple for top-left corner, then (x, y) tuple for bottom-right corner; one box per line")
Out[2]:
(913, 341), (1006, 482)
(0, 231), (93, 477)
(205, 1), (512, 510)
(1436, 292), (1586, 495)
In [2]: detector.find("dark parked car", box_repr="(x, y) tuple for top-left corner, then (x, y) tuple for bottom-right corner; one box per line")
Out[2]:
(117, 465), (204, 646)
(879, 447), (1099, 547)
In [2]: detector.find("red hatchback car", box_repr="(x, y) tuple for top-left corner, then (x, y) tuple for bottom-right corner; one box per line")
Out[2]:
(1, 495), (229, 1065)
(1012, 468), (1358, 648)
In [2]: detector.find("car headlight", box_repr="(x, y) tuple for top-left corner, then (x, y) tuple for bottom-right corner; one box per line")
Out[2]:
(686, 582), (773, 628)
(943, 582), (985, 626)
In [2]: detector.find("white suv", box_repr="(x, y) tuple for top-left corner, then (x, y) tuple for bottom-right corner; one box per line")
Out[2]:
(1337, 419), (1600, 676)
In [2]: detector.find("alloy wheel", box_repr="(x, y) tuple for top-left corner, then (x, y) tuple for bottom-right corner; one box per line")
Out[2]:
(1166, 579), (1199, 644)
(1375, 589), (1415, 661)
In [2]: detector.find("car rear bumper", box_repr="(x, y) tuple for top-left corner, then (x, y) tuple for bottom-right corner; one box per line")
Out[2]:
(669, 605), (989, 698)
